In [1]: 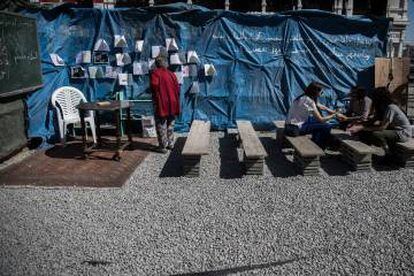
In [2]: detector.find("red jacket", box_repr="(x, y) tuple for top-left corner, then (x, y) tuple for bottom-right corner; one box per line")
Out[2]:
(150, 67), (180, 118)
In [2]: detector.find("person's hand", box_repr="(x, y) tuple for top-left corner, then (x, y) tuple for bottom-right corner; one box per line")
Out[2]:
(336, 113), (348, 122)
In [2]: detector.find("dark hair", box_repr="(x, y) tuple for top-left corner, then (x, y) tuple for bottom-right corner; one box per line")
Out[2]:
(350, 86), (366, 100)
(371, 87), (394, 120)
(304, 82), (323, 101)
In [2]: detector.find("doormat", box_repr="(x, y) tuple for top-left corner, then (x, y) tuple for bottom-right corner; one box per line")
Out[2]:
(0, 138), (156, 188)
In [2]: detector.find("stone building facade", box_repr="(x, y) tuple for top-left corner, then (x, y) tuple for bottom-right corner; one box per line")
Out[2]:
(30, 0), (409, 57)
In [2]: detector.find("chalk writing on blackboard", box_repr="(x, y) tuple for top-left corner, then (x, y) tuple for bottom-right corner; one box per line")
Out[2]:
(0, 37), (10, 80)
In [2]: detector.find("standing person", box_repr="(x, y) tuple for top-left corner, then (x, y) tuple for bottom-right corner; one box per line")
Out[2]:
(357, 87), (412, 153)
(150, 55), (180, 153)
(285, 82), (343, 149)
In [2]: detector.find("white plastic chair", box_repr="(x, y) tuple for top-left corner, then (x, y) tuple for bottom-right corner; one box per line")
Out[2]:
(51, 86), (97, 145)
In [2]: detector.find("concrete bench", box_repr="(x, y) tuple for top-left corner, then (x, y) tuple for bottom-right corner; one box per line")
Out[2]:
(182, 120), (211, 177)
(236, 120), (267, 175)
(330, 129), (375, 172)
(285, 136), (325, 176)
(394, 139), (414, 168)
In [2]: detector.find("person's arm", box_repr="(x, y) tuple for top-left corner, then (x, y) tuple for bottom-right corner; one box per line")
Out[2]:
(312, 106), (337, 123)
(362, 106), (392, 131)
(361, 96), (372, 121)
(317, 103), (336, 114)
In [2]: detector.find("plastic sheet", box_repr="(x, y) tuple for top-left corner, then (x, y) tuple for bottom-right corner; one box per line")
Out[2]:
(21, 3), (389, 144)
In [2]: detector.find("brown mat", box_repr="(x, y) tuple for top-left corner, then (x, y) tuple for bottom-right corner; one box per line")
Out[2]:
(0, 138), (156, 187)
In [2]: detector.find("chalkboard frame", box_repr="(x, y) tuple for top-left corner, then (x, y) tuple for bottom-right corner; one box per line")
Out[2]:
(0, 11), (43, 98)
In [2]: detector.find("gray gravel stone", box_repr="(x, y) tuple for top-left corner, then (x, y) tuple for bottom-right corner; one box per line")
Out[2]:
(0, 132), (413, 275)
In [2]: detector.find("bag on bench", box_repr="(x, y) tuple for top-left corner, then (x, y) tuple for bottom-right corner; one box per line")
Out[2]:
(285, 124), (300, 137)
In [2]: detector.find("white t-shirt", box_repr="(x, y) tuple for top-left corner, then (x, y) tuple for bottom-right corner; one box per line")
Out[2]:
(285, 95), (317, 126)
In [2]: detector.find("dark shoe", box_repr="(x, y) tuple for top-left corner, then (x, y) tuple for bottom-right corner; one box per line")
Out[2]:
(154, 147), (168, 154)
(166, 144), (174, 150)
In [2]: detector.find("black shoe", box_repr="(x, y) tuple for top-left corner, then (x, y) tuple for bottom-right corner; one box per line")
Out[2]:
(154, 147), (168, 154)
(166, 144), (174, 150)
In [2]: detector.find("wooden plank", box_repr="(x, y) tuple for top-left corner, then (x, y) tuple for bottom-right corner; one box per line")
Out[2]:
(286, 136), (324, 158)
(182, 120), (211, 156)
(236, 120), (267, 158)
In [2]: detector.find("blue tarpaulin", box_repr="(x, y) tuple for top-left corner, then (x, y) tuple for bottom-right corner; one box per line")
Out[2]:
(22, 3), (389, 144)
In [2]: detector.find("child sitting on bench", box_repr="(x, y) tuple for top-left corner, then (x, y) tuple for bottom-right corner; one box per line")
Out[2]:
(354, 87), (412, 153)
(285, 82), (345, 149)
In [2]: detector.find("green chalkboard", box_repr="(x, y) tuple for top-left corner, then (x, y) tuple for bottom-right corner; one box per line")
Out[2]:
(0, 11), (43, 98)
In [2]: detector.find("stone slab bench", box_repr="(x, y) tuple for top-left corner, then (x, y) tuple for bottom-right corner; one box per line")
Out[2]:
(181, 120), (211, 177)
(395, 139), (414, 168)
(236, 120), (267, 175)
(285, 136), (325, 176)
(330, 129), (375, 172)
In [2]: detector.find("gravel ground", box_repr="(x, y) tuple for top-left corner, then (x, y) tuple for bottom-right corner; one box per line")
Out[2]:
(1, 132), (414, 275)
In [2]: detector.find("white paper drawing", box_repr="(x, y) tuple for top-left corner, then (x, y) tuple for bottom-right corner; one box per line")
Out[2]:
(95, 67), (105, 78)
(116, 53), (132, 66)
(169, 53), (182, 65)
(93, 52), (109, 64)
(189, 81), (200, 94)
(148, 59), (156, 70)
(94, 39), (110, 52)
(174, 71), (184, 84)
(88, 66), (98, 79)
(118, 73), (129, 86)
(151, 46), (167, 58)
(189, 64), (198, 77)
(133, 61), (149, 75)
(71, 66), (87, 79)
(187, 50), (200, 64)
(135, 40), (144, 52)
(204, 64), (216, 76)
(105, 66), (119, 79)
(76, 51), (91, 64)
(166, 38), (179, 52)
(114, 35), (128, 48)
(182, 65), (190, 77)
(50, 53), (65, 66)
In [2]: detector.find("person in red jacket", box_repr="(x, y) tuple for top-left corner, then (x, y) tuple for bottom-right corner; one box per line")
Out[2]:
(150, 55), (180, 153)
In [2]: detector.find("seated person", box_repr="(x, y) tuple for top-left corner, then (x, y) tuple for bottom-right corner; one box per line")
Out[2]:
(346, 86), (373, 121)
(356, 87), (412, 153)
(285, 82), (344, 148)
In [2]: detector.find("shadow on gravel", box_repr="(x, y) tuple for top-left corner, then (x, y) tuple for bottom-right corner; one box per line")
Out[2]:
(171, 258), (298, 275)
(159, 137), (186, 177)
(320, 153), (350, 176)
(259, 137), (297, 177)
(219, 134), (243, 179)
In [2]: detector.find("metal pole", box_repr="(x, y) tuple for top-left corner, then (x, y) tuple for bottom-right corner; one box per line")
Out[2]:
(225, 0), (230, 10)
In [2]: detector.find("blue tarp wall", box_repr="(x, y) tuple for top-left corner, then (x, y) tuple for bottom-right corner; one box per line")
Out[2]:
(22, 3), (389, 143)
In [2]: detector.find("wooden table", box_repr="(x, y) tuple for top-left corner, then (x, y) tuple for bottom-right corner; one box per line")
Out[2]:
(78, 101), (133, 161)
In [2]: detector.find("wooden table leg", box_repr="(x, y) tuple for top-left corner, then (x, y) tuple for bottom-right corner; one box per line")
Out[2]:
(114, 109), (122, 161)
(95, 111), (102, 147)
(80, 109), (88, 159)
(126, 107), (133, 149)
